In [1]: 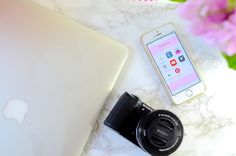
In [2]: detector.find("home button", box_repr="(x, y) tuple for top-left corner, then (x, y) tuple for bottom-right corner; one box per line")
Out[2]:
(185, 90), (193, 97)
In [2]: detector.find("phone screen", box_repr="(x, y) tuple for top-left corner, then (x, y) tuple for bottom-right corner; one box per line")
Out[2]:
(147, 31), (201, 95)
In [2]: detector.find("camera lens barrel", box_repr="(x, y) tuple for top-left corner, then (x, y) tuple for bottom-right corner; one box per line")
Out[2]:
(136, 110), (184, 156)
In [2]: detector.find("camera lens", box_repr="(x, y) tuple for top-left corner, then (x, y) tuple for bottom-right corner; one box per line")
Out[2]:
(136, 110), (184, 156)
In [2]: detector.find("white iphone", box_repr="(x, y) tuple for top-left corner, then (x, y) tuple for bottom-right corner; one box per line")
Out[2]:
(141, 23), (205, 104)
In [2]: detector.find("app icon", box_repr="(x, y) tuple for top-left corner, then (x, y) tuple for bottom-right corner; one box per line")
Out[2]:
(170, 59), (177, 66)
(175, 68), (181, 73)
(158, 55), (164, 61)
(166, 51), (173, 58)
(162, 64), (168, 70)
(178, 55), (185, 62)
(175, 49), (182, 55)
(166, 73), (173, 79)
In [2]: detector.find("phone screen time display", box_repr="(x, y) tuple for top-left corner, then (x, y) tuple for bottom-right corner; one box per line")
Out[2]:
(147, 31), (201, 95)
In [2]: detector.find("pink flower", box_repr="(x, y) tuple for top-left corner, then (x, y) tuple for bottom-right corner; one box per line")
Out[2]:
(178, 0), (236, 56)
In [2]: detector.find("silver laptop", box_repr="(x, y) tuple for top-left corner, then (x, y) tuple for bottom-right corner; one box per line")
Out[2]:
(0, 0), (128, 156)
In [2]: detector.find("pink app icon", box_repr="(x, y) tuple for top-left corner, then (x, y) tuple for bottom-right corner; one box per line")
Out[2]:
(175, 68), (181, 73)
(175, 49), (181, 54)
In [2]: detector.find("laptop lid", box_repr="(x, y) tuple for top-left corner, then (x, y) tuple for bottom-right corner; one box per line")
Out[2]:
(0, 0), (128, 156)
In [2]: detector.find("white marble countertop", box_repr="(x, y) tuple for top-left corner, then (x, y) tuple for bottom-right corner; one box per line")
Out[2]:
(33, 0), (236, 155)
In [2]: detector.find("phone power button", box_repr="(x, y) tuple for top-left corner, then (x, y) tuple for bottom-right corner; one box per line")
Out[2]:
(185, 90), (193, 97)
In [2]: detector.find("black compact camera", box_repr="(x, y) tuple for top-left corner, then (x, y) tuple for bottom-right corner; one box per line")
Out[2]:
(104, 92), (184, 156)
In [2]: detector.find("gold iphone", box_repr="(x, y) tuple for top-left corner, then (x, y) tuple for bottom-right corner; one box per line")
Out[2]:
(141, 23), (205, 104)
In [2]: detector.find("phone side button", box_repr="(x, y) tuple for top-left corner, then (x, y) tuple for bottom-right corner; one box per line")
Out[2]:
(185, 90), (193, 97)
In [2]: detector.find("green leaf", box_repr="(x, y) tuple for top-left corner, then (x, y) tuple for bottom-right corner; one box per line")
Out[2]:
(222, 53), (236, 70)
(227, 0), (236, 12)
(169, 0), (186, 3)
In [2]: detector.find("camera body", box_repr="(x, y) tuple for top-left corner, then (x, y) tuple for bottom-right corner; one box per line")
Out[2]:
(104, 92), (184, 156)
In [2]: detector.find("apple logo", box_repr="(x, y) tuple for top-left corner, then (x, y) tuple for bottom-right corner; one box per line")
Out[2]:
(2, 98), (29, 125)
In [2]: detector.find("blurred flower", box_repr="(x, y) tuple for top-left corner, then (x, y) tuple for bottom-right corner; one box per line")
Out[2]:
(179, 0), (236, 56)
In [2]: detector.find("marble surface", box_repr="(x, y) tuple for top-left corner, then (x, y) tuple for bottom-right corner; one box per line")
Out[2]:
(32, 0), (236, 155)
